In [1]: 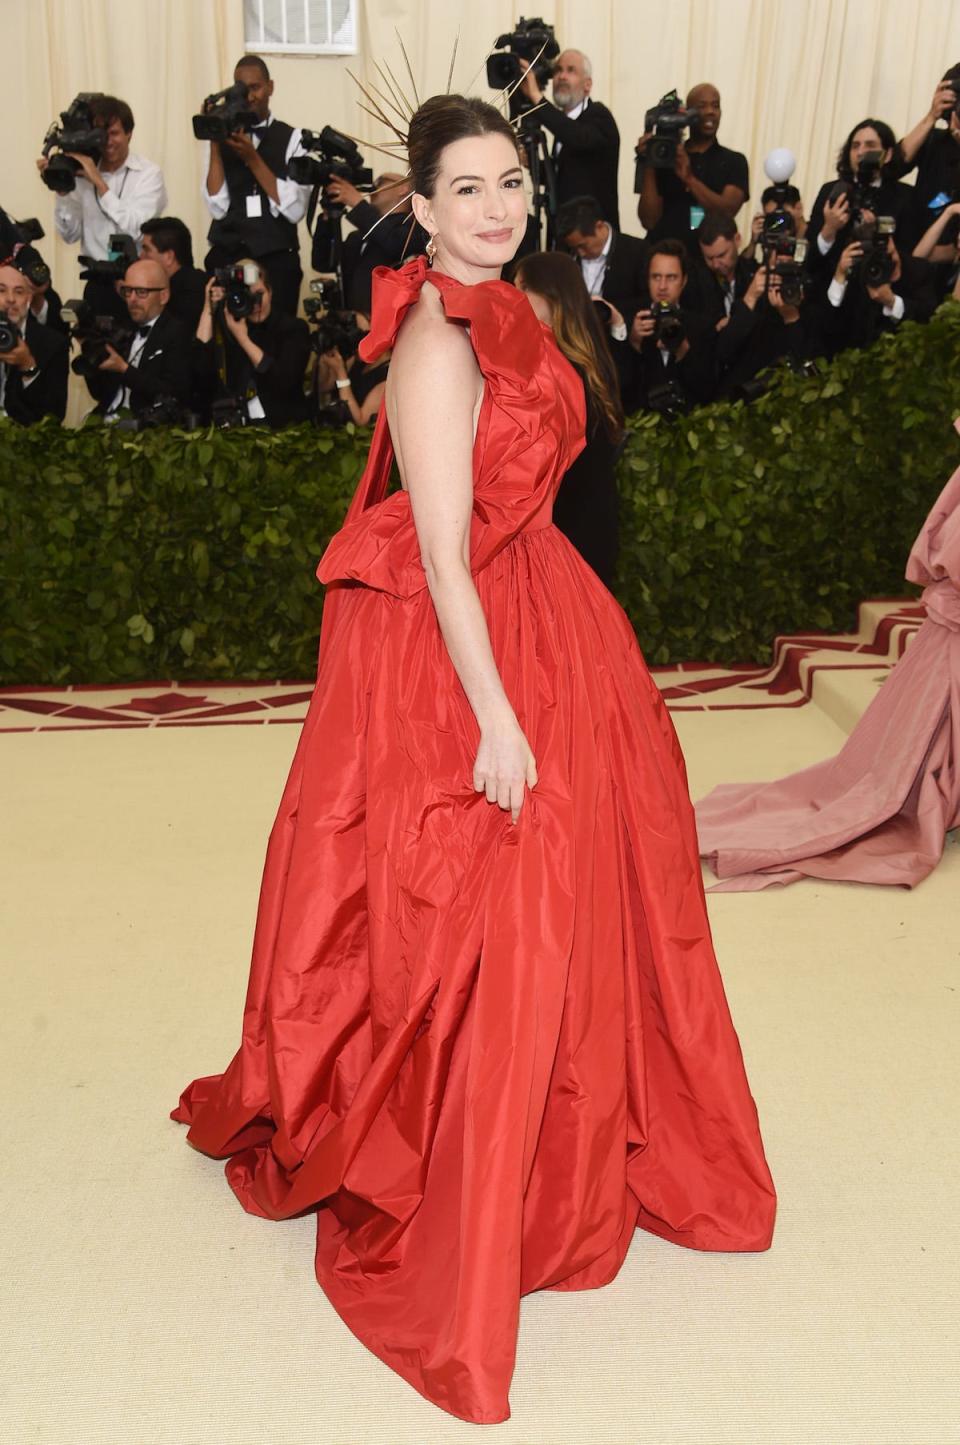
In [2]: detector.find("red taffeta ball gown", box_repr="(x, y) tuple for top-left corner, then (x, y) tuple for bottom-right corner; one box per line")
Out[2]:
(172, 256), (776, 1425)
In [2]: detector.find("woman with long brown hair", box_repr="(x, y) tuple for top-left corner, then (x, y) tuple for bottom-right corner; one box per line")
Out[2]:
(513, 249), (624, 586)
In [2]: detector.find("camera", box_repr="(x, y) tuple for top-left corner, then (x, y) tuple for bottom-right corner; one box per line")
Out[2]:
(828, 149), (887, 227)
(210, 395), (250, 429)
(760, 213), (808, 306)
(78, 232), (138, 285)
(487, 17), (559, 119)
(114, 396), (200, 431)
(305, 279), (365, 357)
(192, 82), (258, 142)
(650, 300), (686, 351)
(643, 90), (695, 170)
(212, 261), (261, 320)
(12, 245), (51, 290)
(857, 215), (897, 288)
(40, 94), (106, 194)
(288, 128), (374, 213)
(61, 297), (134, 374)
(0, 310), (18, 353)
(646, 377), (688, 419)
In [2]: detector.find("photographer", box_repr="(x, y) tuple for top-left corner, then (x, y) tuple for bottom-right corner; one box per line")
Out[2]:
(742, 184), (808, 260)
(194, 257), (310, 428)
(806, 120), (924, 284)
(321, 172), (423, 314)
(518, 50), (621, 229)
(693, 214), (757, 325)
(0, 259), (68, 424)
(82, 258), (193, 419)
(714, 254), (823, 397)
(623, 240), (716, 414)
(823, 233), (939, 356)
(38, 95), (166, 314)
(556, 195), (648, 331)
(202, 55), (310, 317)
(892, 65), (960, 217)
(636, 84), (748, 245)
(140, 218), (207, 331)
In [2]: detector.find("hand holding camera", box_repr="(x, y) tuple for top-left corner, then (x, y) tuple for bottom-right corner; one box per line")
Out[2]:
(821, 189), (851, 242)
(928, 78), (959, 123)
(834, 240), (864, 283)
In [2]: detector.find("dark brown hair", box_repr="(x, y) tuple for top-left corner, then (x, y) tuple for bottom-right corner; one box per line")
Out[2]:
(235, 54), (271, 81)
(648, 238), (689, 278)
(513, 251), (624, 444)
(90, 94), (134, 134)
(407, 95), (521, 198)
(696, 213), (738, 246)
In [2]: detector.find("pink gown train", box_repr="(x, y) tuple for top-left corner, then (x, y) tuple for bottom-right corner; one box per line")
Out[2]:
(696, 424), (960, 890)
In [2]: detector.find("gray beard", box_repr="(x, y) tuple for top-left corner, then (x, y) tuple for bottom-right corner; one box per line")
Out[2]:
(553, 88), (583, 113)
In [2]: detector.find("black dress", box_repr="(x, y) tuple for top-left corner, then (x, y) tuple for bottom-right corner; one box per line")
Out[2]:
(553, 371), (621, 589)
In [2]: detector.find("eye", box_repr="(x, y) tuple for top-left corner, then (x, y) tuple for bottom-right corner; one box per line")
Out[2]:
(503, 178), (522, 188)
(456, 185), (478, 195)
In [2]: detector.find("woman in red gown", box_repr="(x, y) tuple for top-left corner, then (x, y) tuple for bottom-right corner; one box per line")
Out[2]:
(173, 94), (776, 1425)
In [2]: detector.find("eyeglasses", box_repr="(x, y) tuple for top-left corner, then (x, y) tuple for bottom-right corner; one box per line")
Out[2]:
(118, 285), (164, 299)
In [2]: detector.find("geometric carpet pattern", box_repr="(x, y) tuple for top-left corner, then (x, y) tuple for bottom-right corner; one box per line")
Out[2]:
(0, 597), (923, 732)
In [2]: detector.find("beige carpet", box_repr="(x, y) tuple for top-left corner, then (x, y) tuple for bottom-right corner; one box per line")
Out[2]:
(2, 685), (958, 1444)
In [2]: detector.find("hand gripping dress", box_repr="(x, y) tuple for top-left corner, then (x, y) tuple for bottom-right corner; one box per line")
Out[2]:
(173, 256), (776, 1425)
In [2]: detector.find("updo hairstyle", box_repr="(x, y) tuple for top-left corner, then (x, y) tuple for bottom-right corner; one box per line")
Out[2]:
(407, 95), (522, 197)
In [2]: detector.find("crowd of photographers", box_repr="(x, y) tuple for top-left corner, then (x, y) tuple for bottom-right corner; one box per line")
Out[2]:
(2, 31), (960, 432)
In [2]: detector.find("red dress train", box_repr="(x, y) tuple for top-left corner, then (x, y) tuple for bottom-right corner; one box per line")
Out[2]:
(172, 257), (775, 1425)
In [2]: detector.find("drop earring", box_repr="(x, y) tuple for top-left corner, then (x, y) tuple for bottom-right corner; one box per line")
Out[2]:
(425, 233), (438, 264)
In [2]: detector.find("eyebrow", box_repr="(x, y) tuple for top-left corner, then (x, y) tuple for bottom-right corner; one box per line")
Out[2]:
(449, 167), (523, 186)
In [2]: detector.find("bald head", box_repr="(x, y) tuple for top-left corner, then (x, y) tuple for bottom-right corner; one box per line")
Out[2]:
(552, 49), (593, 112)
(0, 262), (32, 325)
(121, 257), (169, 324)
(686, 83), (721, 141)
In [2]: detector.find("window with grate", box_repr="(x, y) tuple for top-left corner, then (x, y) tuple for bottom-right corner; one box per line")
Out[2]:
(243, 0), (357, 56)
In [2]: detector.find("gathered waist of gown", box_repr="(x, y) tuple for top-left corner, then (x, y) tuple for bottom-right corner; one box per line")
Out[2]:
(521, 492), (555, 533)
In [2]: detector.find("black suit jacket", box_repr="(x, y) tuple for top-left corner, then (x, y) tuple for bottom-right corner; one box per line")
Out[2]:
(2, 313), (68, 424)
(168, 267), (208, 332)
(86, 309), (194, 416)
(622, 308), (717, 414)
(594, 230), (650, 326)
(338, 200), (428, 315)
(538, 97), (621, 229)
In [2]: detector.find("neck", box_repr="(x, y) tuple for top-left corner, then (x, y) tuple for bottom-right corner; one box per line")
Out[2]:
(431, 256), (502, 287)
(101, 154), (128, 174)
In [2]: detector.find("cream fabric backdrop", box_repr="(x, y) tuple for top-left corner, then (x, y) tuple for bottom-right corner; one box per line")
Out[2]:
(7, 0), (960, 311)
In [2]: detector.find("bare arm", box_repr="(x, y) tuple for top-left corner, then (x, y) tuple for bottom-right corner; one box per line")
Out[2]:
(635, 135), (664, 232)
(389, 296), (537, 821)
(912, 201), (960, 261)
(898, 81), (958, 169)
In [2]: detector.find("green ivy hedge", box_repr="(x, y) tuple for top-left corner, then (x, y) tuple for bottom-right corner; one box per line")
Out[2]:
(3, 304), (960, 685)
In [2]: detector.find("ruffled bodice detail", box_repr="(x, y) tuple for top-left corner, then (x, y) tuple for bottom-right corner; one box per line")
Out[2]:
(316, 256), (586, 598)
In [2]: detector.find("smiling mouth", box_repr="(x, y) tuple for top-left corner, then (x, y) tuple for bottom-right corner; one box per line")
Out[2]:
(476, 229), (513, 242)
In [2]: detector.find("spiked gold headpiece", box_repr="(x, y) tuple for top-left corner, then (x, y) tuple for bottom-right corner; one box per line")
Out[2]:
(342, 30), (550, 250)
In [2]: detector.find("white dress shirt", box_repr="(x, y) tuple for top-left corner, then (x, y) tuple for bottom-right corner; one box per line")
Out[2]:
(54, 153), (167, 258)
(827, 274), (905, 320)
(203, 117), (311, 226)
(580, 225), (612, 296)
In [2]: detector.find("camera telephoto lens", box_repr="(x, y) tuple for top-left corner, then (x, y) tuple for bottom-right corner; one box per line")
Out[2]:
(0, 310), (19, 352)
